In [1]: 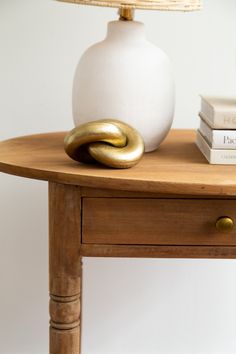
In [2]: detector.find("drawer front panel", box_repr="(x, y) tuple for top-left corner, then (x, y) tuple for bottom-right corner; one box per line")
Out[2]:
(82, 198), (236, 245)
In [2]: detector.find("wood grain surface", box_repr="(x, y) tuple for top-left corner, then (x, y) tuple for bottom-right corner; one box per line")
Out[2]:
(83, 197), (236, 246)
(1, 130), (236, 196)
(81, 244), (236, 259)
(49, 183), (82, 354)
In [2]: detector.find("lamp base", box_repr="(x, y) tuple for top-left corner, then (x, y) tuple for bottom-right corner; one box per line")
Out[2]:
(73, 20), (175, 152)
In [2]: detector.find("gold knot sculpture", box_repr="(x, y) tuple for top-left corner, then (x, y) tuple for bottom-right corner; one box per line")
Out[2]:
(64, 119), (145, 169)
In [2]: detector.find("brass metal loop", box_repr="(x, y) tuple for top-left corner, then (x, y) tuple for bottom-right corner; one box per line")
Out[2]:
(64, 119), (145, 169)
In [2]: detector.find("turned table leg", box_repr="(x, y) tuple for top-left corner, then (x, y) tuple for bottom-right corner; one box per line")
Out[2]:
(49, 182), (82, 354)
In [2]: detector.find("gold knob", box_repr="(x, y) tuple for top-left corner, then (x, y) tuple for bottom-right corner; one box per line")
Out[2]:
(215, 217), (234, 233)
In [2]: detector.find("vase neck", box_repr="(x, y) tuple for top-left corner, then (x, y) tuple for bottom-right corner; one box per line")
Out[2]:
(106, 21), (146, 43)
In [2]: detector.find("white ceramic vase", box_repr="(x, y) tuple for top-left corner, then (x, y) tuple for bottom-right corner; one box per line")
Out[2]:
(73, 20), (175, 152)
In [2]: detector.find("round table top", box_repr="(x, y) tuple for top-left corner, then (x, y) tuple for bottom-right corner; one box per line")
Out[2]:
(0, 129), (236, 196)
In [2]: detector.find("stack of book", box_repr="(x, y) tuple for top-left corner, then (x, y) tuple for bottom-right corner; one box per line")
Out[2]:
(196, 96), (236, 164)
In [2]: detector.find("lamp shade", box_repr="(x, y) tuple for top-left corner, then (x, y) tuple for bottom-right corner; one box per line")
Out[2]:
(56, 0), (201, 11)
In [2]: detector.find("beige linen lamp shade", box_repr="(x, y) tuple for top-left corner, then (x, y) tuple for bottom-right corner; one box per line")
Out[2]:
(57, 0), (201, 11)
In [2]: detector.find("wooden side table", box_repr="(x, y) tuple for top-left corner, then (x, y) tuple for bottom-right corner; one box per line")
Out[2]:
(1, 129), (236, 354)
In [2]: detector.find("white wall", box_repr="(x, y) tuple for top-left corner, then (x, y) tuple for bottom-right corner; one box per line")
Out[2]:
(0, 0), (236, 353)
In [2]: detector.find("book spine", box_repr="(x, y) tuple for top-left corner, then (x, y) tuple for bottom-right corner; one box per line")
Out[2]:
(199, 119), (236, 149)
(200, 97), (236, 129)
(211, 150), (236, 164)
(196, 131), (236, 164)
(214, 111), (236, 129)
(213, 130), (236, 149)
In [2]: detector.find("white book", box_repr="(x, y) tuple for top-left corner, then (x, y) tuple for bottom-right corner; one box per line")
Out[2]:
(200, 96), (236, 129)
(196, 130), (236, 164)
(199, 118), (236, 149)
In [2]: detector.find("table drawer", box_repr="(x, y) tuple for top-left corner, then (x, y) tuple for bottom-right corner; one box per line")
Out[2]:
(82, 198), (236, 246)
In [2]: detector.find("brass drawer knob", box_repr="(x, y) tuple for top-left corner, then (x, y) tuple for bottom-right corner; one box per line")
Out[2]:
(215, 217), (234, 233)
